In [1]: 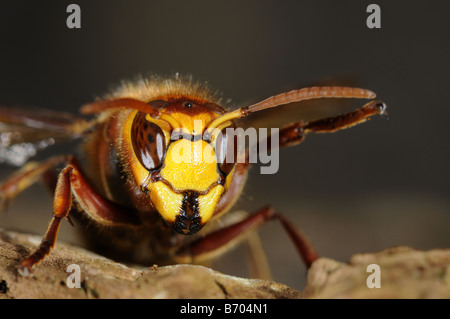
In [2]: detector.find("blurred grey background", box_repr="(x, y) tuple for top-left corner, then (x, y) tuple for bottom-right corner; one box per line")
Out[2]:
(0, 1), (449, 291)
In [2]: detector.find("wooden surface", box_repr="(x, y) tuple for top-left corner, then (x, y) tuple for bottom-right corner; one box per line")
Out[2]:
(1, 228), (449, 299)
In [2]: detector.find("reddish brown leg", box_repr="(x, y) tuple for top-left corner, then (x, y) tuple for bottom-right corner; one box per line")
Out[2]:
(274, 100), (387, 149)
(243, 100), (386, 166)
(0, 156), (69, 211)
(16, 158), (141, 276)
(175, 206), (318, 269)
(17, 166), (73, 276)
(304, 100), (387, 133)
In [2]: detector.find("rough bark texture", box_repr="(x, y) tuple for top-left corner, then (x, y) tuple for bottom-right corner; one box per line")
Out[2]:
(0, 229), (300, 299)
(303, 246), (450, 298)
(1, 228), (449, 299)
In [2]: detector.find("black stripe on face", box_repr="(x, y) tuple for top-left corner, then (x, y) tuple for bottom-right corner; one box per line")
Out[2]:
(173, 191), (203, 235)
(170, 131), (204, 142)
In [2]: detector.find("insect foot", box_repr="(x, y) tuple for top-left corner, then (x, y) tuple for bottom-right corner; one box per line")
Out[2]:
(16, 264), (34, 278)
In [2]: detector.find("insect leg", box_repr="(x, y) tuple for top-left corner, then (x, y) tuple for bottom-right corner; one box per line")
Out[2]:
(67, 158), (141, 227)
(17, 165), (73, 276)
(17, 158), (141, 275)
(0, 155), (70, 211)
(211, 209), (273, 279)
(174, 206), (318, 269)
(303, 100), (387, 134)
(253, 99), (387, 154)
(245, 231), (273, 280)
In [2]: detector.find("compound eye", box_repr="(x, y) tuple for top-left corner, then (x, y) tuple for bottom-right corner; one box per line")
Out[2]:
(215, 127), (237, 176)
(132, 112), (166, 171)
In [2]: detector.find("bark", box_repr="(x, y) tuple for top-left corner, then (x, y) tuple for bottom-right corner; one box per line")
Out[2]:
(303, 246), (450, 298)
(0, 229), (300, 299)
(1, 229), (449, 299)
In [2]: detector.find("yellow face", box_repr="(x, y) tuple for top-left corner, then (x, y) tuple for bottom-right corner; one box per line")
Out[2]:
(123, 99), (235, 234)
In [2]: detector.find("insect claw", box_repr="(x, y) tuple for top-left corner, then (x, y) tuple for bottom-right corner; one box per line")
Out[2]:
(375, 102), (387, 115)
(16, 264), (34, 278)
(66, 215), (75, 227)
